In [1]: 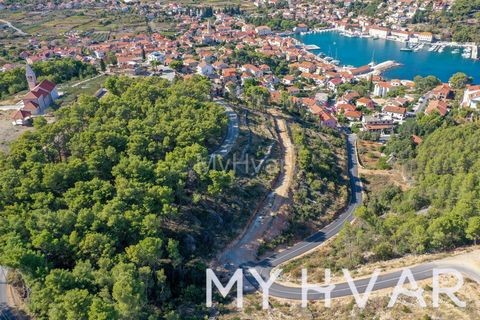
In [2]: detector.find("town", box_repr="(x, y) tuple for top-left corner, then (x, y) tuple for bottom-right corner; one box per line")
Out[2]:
(1, 1), (479, 135)
(0, 1), (480, 320)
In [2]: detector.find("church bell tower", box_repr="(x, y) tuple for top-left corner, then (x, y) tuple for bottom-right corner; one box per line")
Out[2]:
(26, 64), (37, 90)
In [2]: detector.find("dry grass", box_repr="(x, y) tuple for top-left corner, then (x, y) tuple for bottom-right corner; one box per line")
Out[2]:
(220, 248), (480, 320)
(357, 140), (383, 169)
(220, 274), (480, 320)
(360, 167), (411, 194)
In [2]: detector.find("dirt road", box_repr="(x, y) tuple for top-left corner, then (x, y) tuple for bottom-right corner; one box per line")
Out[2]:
(217, 110), (296, 268)
(0, 19), (27, 35)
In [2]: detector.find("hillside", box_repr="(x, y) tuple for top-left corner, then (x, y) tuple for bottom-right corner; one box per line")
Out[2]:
(0, 76), (240, 319)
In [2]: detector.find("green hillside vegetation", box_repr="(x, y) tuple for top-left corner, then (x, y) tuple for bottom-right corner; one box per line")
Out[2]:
(383, 112), (450, 161)
(0, 58), (97, 99)
(329, 122), (480, 270)
(0, 76), (238, 319)
(291, 124), (348, 229)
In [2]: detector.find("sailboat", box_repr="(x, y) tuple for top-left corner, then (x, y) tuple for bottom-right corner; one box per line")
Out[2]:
(369, 49), (376, 66)
(332, 47), (340, 65)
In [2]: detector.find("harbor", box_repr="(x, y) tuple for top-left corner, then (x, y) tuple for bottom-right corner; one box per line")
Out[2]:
(294, 30), (480, 81)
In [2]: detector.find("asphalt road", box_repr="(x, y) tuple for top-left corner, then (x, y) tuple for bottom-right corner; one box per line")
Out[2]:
(239, 134), (364, 297)
(0, 268), (15, 320)
(238, 133), (480, 300)
(210, 99), (239, 159)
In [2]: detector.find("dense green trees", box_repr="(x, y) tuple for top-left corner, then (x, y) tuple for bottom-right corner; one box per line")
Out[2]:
(384, 112), (448, 161)
(0, 76), (233, 318)
(330, 123), (480, 269)
(0, 58), (97, 98)
(449, 72), (471, 89)
(244, 85), (270, 111)
(413, 75), (441, 94)
(291, 125), (348, 225)
(245, 16), (298, 31)
(231, 47), (289, 76)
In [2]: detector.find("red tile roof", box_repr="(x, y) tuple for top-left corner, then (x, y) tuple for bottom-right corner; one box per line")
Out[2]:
(383, 105), (407, 114)
(11, 109), (31, 120)
(35, 79), (56, 93)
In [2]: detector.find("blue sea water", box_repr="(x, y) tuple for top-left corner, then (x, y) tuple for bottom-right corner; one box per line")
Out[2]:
(294, 31), (480, 82)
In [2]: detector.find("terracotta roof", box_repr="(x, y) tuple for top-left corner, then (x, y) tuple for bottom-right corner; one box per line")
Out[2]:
(383, 105), (406, 114)
(11, 109), (31, 120)
(357, 97), (373, 104)
(309, 104), (323, 115)
(22, 101), (39, 112)
(24, 90), (43, 99)
(36, 79), (56, 92)
(425, 100), (448, 116)
(336, 103), (356, 112)
(365, 124), (393, 130)
(319, 110), (336, 123)
(344, 110), (363, 119)
(411, 134), (423, 145)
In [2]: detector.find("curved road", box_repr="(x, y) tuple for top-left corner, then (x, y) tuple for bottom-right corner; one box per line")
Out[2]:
(0, 19), (27, 36)
(210, 99), (239, 159)
(239, 134), (362, 295)
(237, 134), (480, 300)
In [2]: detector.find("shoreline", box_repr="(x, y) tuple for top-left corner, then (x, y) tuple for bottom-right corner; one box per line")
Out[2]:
(290, 29), (480, 82)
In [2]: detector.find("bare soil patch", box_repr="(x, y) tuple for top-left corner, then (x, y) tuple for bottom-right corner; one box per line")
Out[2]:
(0, 110), (33, 153)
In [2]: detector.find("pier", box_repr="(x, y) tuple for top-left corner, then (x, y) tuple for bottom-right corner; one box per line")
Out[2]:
(294, 31), (480, 81)
(304, 44), (320, 50)
(372, 60), (402, 72)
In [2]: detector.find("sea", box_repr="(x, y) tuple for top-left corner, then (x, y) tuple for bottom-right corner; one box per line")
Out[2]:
(294, 31), (480, 82)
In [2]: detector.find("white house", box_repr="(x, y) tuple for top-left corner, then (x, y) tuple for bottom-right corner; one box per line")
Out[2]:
(298, 61), (316, 74)
(374, 82), (393, 97)
(415, 32), (433, 43)
(462, 85), (480, 109)
(196, 62), (214, 76)
(147, 51), (166, 63)
(94, 50), (105, 59)
(241, 64), (263, 77)
(368, 26), (390, 39)
(328, 78), (344, 93)
(293, 24), (308, 33)
(255, 26), (272, 36)
(11, 110), (32, 126)
(383, 105), (407, 121)
(391, 30), (410, 41)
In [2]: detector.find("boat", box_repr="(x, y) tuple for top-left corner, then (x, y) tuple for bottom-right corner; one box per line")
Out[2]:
(372, 36), (379, 40)
(452, 49), (460, 54)
(400, 47), (413, 52)
(331, 60), (340, 65)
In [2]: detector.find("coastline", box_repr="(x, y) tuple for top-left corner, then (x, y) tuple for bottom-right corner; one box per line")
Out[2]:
(291, 29), (480, 81)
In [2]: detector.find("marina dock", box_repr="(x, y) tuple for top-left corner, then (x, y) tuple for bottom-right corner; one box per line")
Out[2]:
(373, 60), (402, 72)
(304, 44), (321, 50)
